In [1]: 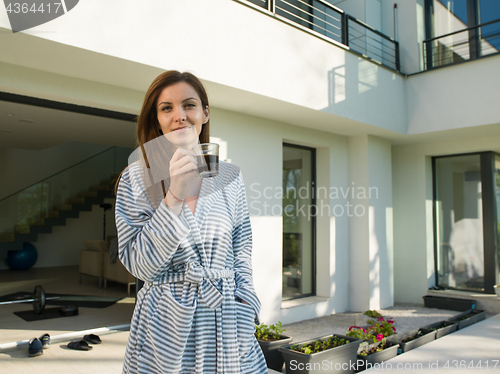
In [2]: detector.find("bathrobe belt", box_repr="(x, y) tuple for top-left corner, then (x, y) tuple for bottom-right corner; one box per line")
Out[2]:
(150, 261), (235, 309)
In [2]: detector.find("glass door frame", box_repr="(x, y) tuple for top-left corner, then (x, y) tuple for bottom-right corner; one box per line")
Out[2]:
(432, 151), (499, 294)
(282, 142), (317, 300)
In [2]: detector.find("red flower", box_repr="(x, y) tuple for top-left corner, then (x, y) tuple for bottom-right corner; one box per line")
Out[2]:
(392, 326), (396, 331)
(377, 317), (385, 321)
(376, 334), (383, 341)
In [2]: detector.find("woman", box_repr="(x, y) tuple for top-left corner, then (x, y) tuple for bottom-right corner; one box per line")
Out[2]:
(115, 71), (267, 374)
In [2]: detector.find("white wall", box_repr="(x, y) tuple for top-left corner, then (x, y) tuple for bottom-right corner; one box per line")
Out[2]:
(348, 135), (393, 311)
(0, 141), (110, 200)
(406, 55), (500, 134)
(392, 133), (500, 304)
(395, 0), (425, 74)
(210, 107), (353, 324)
(0, 0), (407, 134)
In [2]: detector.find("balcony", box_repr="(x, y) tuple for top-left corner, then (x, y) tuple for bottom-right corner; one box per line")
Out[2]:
(423, 18), (500, 70)
(236, 0), (400, 71)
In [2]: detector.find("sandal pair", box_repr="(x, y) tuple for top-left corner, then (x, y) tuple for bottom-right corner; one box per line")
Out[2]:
(67, 334), (101, 351)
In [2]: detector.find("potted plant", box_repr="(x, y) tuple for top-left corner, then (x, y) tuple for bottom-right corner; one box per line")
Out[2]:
(255, 321), (292, 371)
(447, 309), (487, 330)
(278, 334), (361, 374)
(346, 316), (398, 370)
(356, 340), (399, 372)
(395, 328), (436, 353)
(363, 310), (382, 319)
(420, 320), (458, 339)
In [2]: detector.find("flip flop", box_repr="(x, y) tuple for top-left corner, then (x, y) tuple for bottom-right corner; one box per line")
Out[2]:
(67, 340), (92, 351)
(83, 334), (101, 344)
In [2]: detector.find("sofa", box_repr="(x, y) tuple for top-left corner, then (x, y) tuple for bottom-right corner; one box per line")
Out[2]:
(79, 238), (136, 295)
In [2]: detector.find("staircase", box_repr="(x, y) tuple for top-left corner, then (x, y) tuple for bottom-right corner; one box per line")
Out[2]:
(0, 177), (117, 251)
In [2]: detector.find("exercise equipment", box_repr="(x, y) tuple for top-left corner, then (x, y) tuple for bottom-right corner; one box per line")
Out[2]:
(6, 242), (38, 270)
(0, 285), (58, 314)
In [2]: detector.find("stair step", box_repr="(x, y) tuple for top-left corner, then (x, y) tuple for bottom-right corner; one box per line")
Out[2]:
(27, 218), (45, 226)
(1, 173), (118, 248)
(40, 211), (59, 218)
(78, 191), (98, 198)
(14, 225), (30, 234)
(67, 197), (86, 204)
(89, 185), (110, 191)
(0, 233), (15, 242)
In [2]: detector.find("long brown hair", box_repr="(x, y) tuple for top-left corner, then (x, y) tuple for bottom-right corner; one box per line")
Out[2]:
(115, 71), (210, 195)
(137, 70), (210, 149)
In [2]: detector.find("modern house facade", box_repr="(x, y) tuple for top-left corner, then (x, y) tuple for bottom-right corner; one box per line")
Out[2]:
(0, 0), (499, 325)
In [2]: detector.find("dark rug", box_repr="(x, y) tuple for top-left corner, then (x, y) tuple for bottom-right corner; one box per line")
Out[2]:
(0, 292), (123, 309)
(13, 307), (77, 322)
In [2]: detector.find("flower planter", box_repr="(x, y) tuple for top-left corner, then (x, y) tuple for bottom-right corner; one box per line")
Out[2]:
(420, 320), (458, 339)
(448, 309), (487, 330)
(279, 334), (362, 374)
(397, 329), (436, 353)
(356, 342), (399, 372)
(257, 334), (293, 372)
(422, 295), (475, 311)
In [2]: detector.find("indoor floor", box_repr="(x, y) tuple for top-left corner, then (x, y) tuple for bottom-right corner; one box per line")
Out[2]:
(0, 265), (135, 345)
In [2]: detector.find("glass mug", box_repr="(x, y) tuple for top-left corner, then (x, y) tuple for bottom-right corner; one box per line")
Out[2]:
(192, 143), (219, 178)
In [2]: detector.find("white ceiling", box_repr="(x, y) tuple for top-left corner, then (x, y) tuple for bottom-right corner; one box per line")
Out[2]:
(0, 100), (137, 150)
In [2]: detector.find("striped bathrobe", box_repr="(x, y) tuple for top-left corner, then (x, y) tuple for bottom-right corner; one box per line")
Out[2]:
(115, 160), (268, 374)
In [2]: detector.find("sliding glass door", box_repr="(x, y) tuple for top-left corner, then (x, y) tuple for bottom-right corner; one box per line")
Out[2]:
(433, 152), (500, 292)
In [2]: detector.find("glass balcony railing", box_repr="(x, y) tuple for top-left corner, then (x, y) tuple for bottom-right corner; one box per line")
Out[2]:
(236, 0), (400, 71)
(423, 19), (500, 70)
(0, 146), (131, 236)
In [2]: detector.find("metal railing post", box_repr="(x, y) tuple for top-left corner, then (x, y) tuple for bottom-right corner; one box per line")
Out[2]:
(342, 13), (349, 46)
(269, 0), (275, 14)
(425, 39), (433, 70)
(395, 41), (400, 71)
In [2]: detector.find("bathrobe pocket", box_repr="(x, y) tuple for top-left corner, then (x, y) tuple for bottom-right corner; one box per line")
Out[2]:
(236, 301), (256, 358)
(139, 284), (196, 373)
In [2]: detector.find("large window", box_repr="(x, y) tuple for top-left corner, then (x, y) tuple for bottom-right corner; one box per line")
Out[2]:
(424, 0), (500, 69)
(433, 152), (499, 293)
(282, 144), (316, 300)
(495, 155), (500, 283)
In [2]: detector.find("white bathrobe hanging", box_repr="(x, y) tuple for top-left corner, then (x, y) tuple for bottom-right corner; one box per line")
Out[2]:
(115, 160), (267, 374)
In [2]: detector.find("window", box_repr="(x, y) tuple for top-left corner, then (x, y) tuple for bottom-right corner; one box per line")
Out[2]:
(282, 143), (316, 300)
(424, 0), (500, 68)
(433, 152), (500, 293)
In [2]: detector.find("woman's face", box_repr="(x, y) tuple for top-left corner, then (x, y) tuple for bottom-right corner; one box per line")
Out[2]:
(156, 82), (209, 149)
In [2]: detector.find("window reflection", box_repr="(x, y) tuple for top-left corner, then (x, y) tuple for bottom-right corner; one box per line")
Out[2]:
(282, 144), (315, 300)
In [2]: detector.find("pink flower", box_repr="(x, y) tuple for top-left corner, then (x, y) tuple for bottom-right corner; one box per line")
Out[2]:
(379, 324), (384, 327)
(377, 317), (385, 321)
(392, 326), (396, 331)
(348, 326), (356, 331)
(388, 320), (394, 324)
(361, 328), (367, 333)
(376, 334), (383, 341)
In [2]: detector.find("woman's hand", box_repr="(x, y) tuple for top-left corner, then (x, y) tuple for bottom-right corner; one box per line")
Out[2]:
(168, 148), (198, 201)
